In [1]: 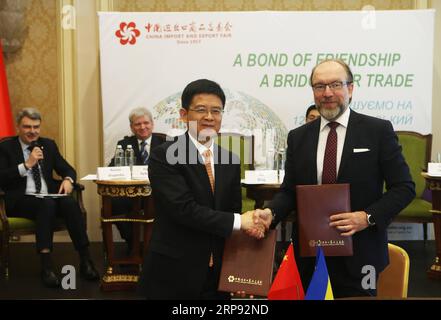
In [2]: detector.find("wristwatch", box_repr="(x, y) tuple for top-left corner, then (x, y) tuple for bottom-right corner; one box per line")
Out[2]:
(366, 213), (376, 226)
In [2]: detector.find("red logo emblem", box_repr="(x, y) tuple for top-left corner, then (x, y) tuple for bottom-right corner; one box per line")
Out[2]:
(115, 22), (141, 45)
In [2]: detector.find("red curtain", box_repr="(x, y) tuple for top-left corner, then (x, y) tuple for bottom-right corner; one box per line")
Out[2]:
(0, 42), (14, 138)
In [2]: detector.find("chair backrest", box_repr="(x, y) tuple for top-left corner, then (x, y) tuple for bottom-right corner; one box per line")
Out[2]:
(396, 131), (432, 197)
(152, 132), (168, 141)
(377, 243), (410, 298)
(0, 136), (15, 144)
(215, 133), (254, 178)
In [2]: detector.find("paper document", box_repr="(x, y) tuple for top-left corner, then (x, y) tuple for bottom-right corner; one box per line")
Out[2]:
(81, 174), (97, 180)
(27, 193), (69, 198)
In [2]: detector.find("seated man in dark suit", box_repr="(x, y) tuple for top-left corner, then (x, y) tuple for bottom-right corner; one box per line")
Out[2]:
(0, 108), (99, 288)
(108, 107), (166, 251)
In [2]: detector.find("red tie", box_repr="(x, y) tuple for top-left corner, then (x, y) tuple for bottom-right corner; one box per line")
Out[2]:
(322, 122), (339, 184)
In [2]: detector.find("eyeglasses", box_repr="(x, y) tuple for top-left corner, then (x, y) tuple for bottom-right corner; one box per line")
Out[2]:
(311, 81), (352, 93)
(188, 107), (224, 117)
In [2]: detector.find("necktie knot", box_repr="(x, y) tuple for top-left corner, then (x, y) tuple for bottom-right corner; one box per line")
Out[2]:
(328, 122), (339, 130)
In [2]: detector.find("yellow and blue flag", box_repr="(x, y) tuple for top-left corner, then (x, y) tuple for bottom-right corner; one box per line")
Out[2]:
(305, 247), (334, 300)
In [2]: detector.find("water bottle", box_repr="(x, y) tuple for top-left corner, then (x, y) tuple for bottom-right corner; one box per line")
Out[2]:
(277, 148), (286, 171)
(266, 148), (275, 170)
(114, 145), (124, 167)
(125, 144), (136, 167)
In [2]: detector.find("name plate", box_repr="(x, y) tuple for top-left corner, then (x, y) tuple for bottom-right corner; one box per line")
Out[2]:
(97, 166), (131, 180)
(428, 163), (441, 177)
(131, 165), (149, 180)
(244, 170), (278, 184)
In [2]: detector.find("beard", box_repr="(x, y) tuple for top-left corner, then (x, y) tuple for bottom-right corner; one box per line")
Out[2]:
(318, 101), (348, 121)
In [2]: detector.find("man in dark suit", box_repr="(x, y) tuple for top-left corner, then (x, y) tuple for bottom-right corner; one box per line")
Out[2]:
(138, 79), (265, 299)
(257, 59), (415, 298)
(108, 107), (165, 250)
(0, 108), (99, 288)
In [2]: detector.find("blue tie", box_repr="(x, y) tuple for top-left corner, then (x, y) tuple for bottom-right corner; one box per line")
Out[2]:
(140, 140), (149, 165)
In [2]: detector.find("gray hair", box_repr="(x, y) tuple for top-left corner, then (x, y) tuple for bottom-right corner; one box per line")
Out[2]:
(16, 107), (42, 124)
(128, 107), (153, 124)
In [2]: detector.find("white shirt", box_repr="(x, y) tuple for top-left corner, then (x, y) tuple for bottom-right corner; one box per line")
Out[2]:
(188, 133), (241, 231)
(316, 107), (351, 184)
(17, 139), (49, 194)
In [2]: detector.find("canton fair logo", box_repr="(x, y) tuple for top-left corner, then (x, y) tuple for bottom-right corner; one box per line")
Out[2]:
(115, 22), (141, 45)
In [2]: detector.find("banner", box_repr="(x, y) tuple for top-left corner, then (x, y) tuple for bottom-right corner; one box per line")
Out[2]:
(99, 10), (434, 166)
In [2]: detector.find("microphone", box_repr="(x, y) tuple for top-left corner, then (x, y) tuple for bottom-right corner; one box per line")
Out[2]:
(28, 141), (44, 168)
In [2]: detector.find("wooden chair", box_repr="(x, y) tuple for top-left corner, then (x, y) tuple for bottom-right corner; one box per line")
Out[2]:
(377, 243), (410, 298)
(0, 184), (87, 279)
(394, 131), (432, 240)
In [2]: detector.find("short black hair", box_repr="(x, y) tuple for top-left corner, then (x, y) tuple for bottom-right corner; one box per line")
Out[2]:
(181, 79), (226, 110)
(305, 104), (317, 118)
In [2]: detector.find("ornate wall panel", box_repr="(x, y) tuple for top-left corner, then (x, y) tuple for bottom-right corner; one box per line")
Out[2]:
(115, 0), (414, 12)
(4, 0), (59, 144)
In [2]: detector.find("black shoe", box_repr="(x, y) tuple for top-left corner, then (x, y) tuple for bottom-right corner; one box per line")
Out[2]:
(80, 259), (100, 281)
(41, 268), (61, 288)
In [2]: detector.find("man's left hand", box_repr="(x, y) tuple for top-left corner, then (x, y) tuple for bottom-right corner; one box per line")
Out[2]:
(329, 211), (369, 236)
(58, 179), (73, 194)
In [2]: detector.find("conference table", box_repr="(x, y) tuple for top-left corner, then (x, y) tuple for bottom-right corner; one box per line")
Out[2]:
(422, 173), (441, 280)
(94, 179), (154, 291)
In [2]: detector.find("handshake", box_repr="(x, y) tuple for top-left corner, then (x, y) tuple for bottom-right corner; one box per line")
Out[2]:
(240, 208), (273, 239)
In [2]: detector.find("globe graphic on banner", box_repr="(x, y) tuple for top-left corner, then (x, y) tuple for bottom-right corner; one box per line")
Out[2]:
(152, 89), (288, 167)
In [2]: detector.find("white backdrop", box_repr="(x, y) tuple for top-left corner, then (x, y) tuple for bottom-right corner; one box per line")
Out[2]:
(99, 10), (434, 166)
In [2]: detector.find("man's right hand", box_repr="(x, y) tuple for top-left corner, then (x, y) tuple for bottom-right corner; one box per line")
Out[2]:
(240, 210), (265, 239)
(253, 208), (273, 231)
(25, 146), (43, 169)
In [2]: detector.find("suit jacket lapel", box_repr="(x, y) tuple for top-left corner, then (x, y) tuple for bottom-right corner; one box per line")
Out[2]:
(12, 136), (25, 164)
(309, 120), (320, 184)
(131, 136), (142, 160)
(184, 133), (214, 199)
(338, 110), (360, 180)
(213, 145), (224, 205)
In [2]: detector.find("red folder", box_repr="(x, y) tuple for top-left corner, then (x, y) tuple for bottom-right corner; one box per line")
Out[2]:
(296, 184), (353, 257)
(218, 230), (276, 297)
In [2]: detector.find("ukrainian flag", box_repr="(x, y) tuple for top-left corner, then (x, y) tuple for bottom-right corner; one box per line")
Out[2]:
(305, 247), (334, 300)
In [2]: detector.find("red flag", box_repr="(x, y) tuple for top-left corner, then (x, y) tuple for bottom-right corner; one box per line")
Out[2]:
(268, 243), (305, 300)
(0, 42), (14, 138)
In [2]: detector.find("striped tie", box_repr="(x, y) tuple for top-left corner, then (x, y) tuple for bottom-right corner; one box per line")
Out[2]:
(140, 140), (149, 165)
(203, 149), (215, 267)
(31, 164), (42, 193)
(203, 149), (215, 193)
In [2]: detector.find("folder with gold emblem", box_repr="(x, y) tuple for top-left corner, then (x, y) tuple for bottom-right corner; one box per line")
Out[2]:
(296, 183), (353, 257)
(218, 229), (276, 297)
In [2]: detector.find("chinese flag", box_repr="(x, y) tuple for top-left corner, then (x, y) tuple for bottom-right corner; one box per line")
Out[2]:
(0, 42), (14, 138)
(268, 242), (305, 300)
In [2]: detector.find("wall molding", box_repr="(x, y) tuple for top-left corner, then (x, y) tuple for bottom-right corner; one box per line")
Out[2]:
(414, 0), (429, 9)
(96, 0), (114, 11)
(57, 0), (77, 166)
